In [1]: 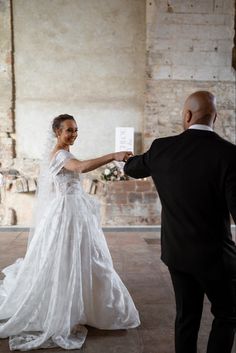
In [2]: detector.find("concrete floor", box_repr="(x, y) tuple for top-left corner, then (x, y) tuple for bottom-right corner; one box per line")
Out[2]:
(0, 231), (235, 353)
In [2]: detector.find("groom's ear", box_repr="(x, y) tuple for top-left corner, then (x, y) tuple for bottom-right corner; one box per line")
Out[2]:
(183, 110), (192, 130)
(186, 110), (192, 123)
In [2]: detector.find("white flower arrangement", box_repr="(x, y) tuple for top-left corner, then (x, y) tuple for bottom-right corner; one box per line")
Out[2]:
(100, 163), (129, 182)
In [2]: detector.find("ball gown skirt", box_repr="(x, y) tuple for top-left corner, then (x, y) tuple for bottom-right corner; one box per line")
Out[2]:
(0, 150), (140, 350)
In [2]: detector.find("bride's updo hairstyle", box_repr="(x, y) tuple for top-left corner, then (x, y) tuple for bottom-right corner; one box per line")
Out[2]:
(52, 114), (75, 136)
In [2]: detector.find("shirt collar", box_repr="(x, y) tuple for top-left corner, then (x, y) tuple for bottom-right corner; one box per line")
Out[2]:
(188, 124), (213, 132)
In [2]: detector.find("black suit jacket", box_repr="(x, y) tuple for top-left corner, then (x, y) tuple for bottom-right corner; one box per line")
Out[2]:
(124, 129), (236, 278)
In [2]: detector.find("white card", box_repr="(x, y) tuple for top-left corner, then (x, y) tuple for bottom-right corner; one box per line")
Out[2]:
(115, 127), (134, 152)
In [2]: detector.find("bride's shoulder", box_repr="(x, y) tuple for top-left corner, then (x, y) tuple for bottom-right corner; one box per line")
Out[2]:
(50, 149), (72, 164)
(49, 149), (74, 175)
(52, 149), (71, 158)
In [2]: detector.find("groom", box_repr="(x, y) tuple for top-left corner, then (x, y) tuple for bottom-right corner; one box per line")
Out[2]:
(124, 91), (236, 353)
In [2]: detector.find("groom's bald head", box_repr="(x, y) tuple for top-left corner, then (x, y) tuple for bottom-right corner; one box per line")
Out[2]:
(182, 91), (217, 130)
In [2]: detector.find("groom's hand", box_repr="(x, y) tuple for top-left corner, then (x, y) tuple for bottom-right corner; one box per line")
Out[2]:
(113, 151), (133, 162)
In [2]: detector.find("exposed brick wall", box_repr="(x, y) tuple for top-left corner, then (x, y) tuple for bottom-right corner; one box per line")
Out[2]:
(0, 0), (235, 226)
(232, 0), (236, 70)
(144, 80), (236, 149)
(0, 0), (14, 167)
(145, 0), (236, 150)
(98, 179), (161, 225)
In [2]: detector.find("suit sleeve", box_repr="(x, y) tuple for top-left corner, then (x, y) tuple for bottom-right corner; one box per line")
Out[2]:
(124, 139), (157, 179)
(225, 157), (236, 224)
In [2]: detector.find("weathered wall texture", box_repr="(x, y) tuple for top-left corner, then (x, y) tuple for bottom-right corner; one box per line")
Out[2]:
(13, 0), (146, 160)
(144, 0), (236, 150)
(99, 179), (161, 226)
(0, 0), (14, 168)
(0, 0), (235, 226)
(0, 0), (146, 225)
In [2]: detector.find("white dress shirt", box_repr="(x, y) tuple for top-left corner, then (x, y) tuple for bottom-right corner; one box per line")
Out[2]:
(188, 124), (213, 132)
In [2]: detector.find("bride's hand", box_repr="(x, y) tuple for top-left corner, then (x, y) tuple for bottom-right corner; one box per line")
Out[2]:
(113, 151), (133, 162)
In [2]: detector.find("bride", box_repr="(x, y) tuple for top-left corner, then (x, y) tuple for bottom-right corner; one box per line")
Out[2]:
(0, 114), (140, 351)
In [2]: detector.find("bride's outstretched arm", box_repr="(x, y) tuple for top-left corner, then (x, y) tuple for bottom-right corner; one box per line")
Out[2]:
(64, 151), (133, 173)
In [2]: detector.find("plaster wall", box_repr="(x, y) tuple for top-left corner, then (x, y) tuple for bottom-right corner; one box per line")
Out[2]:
(13, 0), (146, 159)
(1, 0), (236, 226)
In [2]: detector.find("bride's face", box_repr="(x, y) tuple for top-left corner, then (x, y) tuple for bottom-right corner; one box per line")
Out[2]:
(57, 119), (78, 146)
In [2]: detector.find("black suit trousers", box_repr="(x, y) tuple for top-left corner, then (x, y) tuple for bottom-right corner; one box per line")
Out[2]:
(169, 268), (236, 353)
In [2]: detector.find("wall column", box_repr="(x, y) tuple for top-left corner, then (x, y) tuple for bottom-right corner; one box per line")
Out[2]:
(0, 0), (15, 168)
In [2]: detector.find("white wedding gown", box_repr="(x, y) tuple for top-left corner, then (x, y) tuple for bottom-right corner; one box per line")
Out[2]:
(0, 150), (140, 351)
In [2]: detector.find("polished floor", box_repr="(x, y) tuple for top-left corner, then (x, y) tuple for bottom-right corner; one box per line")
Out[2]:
(0, 231), (235, 353)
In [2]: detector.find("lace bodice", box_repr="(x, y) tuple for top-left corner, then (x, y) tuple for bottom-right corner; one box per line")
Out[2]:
(49, 150), (82, 196)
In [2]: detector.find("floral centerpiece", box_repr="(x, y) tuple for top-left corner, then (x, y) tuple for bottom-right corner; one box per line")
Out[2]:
(100, 163), (129, 181)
